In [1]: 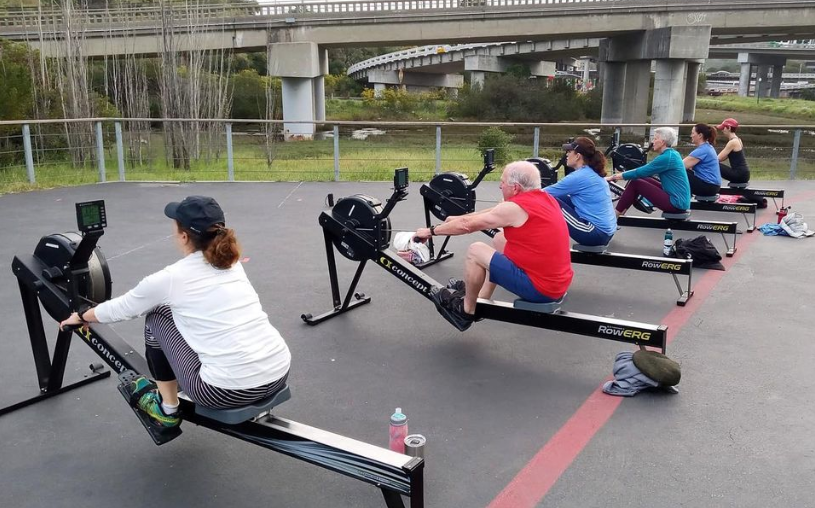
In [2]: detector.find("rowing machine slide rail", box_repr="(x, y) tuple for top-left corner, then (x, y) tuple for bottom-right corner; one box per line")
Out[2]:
(3, 200), (424, 508)
(306, 168), (668, 353)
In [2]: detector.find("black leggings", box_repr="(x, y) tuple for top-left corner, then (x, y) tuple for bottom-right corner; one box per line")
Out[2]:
(719, 163), (750, 184)
(686, 169), (720, 197)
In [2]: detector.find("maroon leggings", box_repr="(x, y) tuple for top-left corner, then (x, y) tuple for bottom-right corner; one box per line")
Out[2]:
(615, 177), (684, 213)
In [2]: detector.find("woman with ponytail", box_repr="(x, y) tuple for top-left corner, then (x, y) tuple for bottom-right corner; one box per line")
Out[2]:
(683, 123), (722, 197)
(60, 196), (291, 431)
(543, 136), (617, 247)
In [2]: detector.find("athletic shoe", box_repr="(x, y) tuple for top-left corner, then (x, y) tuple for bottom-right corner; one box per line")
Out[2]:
(137, 390), (181, 429)
(447, 278), (465, 292)
(430, 287), (475, 332)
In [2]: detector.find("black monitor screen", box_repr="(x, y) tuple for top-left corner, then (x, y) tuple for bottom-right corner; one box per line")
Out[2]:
(76, 200), (107, 232)
(394, 168), (409, 190)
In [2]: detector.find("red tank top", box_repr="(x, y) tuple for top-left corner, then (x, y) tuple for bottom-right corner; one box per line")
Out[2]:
(503, 190), (573, 298)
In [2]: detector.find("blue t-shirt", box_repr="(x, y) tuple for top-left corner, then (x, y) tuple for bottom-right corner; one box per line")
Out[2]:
(544, 166), (617, 235)
(688, 143), (721, 186)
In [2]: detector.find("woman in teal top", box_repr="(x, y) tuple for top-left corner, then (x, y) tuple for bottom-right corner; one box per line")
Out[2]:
(607, 127), (691, 215)
(683, 123), (722, 197)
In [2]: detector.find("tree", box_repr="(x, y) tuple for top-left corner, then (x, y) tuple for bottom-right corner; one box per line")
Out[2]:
(0, 40), (35, 123)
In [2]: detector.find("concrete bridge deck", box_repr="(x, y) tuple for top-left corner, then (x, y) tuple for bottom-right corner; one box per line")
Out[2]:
(3, 0), (815, 57)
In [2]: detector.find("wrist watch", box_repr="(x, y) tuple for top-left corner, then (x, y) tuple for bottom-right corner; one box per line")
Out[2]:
(429, 225), (436, 236)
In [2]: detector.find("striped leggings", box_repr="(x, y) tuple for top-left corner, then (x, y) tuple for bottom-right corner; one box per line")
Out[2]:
(554, 196), (614, 247)
(144, 305), (289, 410)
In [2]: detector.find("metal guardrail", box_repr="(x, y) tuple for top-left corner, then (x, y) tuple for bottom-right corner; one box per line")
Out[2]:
(1, 118), (814, 188)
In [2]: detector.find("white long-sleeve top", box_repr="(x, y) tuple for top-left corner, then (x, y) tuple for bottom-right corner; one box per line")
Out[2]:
(94, 251), (291, 389)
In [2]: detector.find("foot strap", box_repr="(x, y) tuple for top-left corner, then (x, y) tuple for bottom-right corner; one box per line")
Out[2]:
(118, 370), (157, 407)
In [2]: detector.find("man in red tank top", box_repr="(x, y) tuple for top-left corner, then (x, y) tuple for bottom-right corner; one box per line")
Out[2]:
(414, 161), (573, 331)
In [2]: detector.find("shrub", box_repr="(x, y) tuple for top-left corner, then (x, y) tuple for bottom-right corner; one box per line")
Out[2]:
(448, 74), (590, 122)
(477, 126), (514, 164)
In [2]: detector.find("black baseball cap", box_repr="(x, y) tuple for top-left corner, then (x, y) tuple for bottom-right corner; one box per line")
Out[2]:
(561, 141), (595, 156)
(164, 196), (225, 236)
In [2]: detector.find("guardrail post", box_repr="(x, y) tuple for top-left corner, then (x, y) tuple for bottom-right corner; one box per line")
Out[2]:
(22, 124), (35, 184)
(790, 128), (801, 180)
(226, 123), (234, 182)
(533, 126), (540, 158)
(114, 122), (126, 181)
(435, 125), (442, 175)
(333, 125), (340, 182)
(95, 121), (106, 183)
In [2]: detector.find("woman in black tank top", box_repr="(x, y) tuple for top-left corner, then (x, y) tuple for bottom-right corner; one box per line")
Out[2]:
(716, 118), (750, 184)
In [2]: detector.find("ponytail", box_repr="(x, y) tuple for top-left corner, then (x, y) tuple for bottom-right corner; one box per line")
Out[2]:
(178, 221), (241, 269)
(573, 136), (607, 177)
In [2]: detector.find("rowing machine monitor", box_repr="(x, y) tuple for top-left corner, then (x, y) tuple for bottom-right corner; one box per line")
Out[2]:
(75, 200), (107, 233)
(394, 167), (409, 192)
(23, 201), (112, 320)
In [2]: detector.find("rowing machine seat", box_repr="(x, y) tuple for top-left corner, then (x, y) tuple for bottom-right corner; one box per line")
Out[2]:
(572, 244), (608, 253)
(513, 294), (567, 314)
(195, 385), (292, 425)
(694, 194), (719, 202)
(661, 211), (691, 221)
(728, 182), (749, 189)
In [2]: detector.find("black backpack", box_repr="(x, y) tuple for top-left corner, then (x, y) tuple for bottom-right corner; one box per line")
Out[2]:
(671, 236), (724, 269)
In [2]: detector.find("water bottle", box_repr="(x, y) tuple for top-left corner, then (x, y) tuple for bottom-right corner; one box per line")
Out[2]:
(389, 408), (408, 453)
(663, 229), (674, 257)
(777, 206), (790, 224)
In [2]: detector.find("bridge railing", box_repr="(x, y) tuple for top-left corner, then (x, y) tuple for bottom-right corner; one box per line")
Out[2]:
(0, 118), (812, 192)
(2, 0), (808, 29)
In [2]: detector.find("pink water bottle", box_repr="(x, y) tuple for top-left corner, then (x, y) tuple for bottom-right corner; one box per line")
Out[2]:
(389, 408), (408, 453)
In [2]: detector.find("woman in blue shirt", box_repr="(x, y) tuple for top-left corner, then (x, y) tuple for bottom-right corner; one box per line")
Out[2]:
(683, 123), (722, 197)
(544, 137), (617, 246)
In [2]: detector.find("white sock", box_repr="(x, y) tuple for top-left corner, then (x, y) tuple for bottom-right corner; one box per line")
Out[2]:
(161, 401), (179, 415)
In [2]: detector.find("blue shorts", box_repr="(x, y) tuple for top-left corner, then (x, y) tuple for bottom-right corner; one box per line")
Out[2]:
(489, 252), (558, 303)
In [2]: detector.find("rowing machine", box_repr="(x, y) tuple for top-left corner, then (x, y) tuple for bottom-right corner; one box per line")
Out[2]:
(303, 169), (668, 353)
(2, 200), (424, 508)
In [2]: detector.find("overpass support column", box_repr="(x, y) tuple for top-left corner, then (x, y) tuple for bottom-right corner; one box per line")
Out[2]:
(469, 71), (486, 89)
(621, 60), (650, 134)
(581, 58), (592, 92)
(756, 65), (770, 97)
(738, 53), (786, 99)
(313, 49), (329, 122)
(683, 61), (702, 123)
(651, 60), (687, 130)
(770, 64), (784, 98)
(738, 62), (752, 97)
(600, 62), (626, 125)
(373, 83), (387, 97)
(268, 42), (322, 140)
(602, 26), (709, 133)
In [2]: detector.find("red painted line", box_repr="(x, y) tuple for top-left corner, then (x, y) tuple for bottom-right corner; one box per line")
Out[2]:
(487, 191), (815, 508)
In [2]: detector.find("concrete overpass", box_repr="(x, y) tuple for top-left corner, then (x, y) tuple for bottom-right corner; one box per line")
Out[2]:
(347, 40), (815, 100)
(346, 40), (600, 93)
(5, 0), (815, 56)
(5, 0), (815, 137)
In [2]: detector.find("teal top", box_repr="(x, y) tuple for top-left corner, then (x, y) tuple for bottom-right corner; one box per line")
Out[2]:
(622, 148), (691, 211)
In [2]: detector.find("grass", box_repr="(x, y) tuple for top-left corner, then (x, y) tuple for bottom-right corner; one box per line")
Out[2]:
(3, 100), (815, 194)
(696, 96), (815, 123)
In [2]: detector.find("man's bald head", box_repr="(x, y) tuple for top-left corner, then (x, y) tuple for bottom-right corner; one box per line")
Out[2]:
(503, 161), (541, 191)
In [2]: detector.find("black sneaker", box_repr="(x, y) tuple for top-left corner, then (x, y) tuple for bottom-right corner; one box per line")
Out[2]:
(430, 287), (475, 332)
(447, 278), (465, 292)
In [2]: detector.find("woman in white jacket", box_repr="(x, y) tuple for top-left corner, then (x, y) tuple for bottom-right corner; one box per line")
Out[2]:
(60, 196), (291, 430)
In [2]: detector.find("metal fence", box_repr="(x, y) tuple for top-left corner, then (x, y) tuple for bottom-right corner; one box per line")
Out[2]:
(0, 118), (813, 191)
